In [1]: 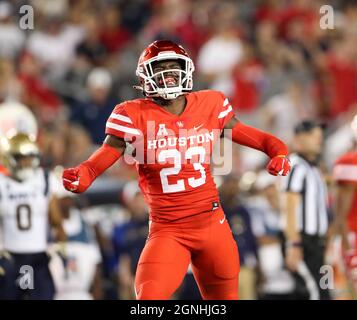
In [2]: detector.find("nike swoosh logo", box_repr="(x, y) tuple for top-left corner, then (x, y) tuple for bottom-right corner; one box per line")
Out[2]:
(219, 216), (226, 224)
(194, 124), (204, 131)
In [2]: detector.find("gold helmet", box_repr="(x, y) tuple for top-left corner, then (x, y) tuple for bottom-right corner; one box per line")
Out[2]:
(0, 132), (40, 181)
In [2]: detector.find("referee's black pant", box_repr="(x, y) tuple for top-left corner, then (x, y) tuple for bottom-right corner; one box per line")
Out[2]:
(281, 233), (330, 300)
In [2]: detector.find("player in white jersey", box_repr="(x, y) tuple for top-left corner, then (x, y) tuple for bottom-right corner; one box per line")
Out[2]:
(0, 132), (65, 300)
(49, 191), (102, 300)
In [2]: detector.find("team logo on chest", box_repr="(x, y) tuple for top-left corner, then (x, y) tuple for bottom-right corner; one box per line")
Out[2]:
(157, 124), (168, 136)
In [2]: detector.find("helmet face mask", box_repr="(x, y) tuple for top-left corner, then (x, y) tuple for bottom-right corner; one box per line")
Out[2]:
(9, 154), (40, 181)
(136, 41), (195, 100)
(1, 133), (40, 182)
(152, 60), (182, 88)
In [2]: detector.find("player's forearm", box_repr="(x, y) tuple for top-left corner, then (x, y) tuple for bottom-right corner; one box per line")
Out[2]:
(284, 192), (302, 243)
(82, 142), (123, 179)
(231, 122), (288, 158)
(54, 225), (67, 242)
(63, 136), (125, 193)
(49, 197), (67, 242)
(91, 264), (104, 300)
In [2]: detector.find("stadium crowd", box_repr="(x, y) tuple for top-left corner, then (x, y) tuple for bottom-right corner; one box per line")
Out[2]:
(0, 0), (357, 299)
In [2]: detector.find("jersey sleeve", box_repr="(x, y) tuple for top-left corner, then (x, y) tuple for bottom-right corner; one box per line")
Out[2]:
(105, 103), (141, 139)
(333, 154), (357, 184)
(216, 92), (235, 130)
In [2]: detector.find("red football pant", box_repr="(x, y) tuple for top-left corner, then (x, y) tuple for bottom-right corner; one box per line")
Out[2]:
(343, 231), (357, 290)
(135, 208), (240, 300)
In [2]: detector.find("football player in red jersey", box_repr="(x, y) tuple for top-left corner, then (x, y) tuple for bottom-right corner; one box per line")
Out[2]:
(62, 40), (291, 300)
(333, 116), (357, 299)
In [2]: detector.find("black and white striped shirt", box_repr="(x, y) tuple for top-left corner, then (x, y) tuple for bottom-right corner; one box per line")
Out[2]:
(282, 153), (329, 236)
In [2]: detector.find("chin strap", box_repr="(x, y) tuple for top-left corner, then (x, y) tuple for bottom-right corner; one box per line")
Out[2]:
(134, 84), (184, 100)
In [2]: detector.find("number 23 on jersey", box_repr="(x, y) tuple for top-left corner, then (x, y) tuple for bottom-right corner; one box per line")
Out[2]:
(159, 146), (206, 193)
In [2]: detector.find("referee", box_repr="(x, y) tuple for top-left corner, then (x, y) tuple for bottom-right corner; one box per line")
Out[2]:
(281, 120), (330, 300)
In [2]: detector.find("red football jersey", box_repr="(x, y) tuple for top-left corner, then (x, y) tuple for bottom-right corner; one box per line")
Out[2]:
(105, 90), (234, 222)
(334, 151), (357, 232)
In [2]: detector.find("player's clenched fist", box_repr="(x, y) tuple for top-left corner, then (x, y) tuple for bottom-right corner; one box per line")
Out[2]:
(62, 144), (123, 194)
(62, 165), (92, 193)
(267, 155), (291, 176)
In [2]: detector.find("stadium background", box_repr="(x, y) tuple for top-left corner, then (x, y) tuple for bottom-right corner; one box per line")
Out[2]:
(0, 0), (356, 299)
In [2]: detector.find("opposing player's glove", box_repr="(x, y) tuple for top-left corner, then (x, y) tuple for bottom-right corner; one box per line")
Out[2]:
(62, 164), (94, 193)
(267, 155), (291, 176)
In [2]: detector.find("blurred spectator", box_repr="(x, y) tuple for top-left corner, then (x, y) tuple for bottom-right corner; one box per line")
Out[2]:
(49, 191), (103, 300)
(254, 20), (279, 65)
(263, 80), (315, 143)
(120, 0), (152, 34)
(253, 0), (281, 24)
(230, 43), (264, 114)
(65, 124), (95, 167)
(27, 13), (84, 80)
(0, 57), (22, 102)
(197, 1), (243, 96)
(55, 53), (92, 104)
(249, 171), (295, 300)
(112, 181), (149, 300)
(100, 6), (131, 54)
(277, 0), (318, 41)
(39, 120), (70, 168)
(320, 35), (357, 119)
(139, 0), (210, 61)
(140, 0), (186, 46)
(40, 122), (95, 169)
(17, 52), (63, 123)
(30, 0), (69, 17)
(172, 0), (210, 59)
(81, 203), (127, 300)
(0, 1), (25, 58)
(220, 176), (258, 300)
(70, 67), (116, 145)
(76, 14), (107, 66)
